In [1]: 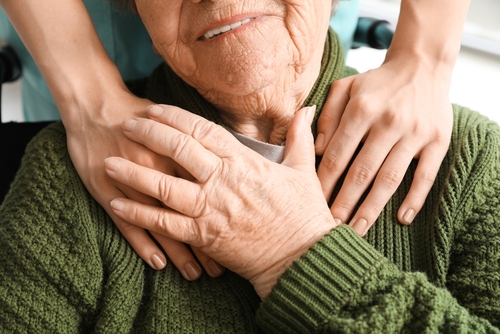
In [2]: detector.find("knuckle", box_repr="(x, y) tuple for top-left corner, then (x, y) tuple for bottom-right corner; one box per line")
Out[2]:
(171, 134), (190, 161)
(157, 176), (174, 205)
(350, 164), (372, 186)
(411, 123), (432, 139)
(366, 203), (382, 217)
(330, 79), (346, 92)
(380, 109), (404, 129)
(192, 192), (208, 218)
(349, 98), (372, 119)
(415, 170), (437, 184)
(154, 210), (170, 232)
(331, 200), (355, 220)
(142, 120), (158, 141)
(379, 168), (403, 188)
(192, 118), (217, 140)
(321, 152), (342, 172)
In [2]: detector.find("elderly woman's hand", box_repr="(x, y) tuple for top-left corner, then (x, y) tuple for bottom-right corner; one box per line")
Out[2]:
(315, 56), (453, 236)
(65, 91), (224, 279)
(105, 104), (338, 299)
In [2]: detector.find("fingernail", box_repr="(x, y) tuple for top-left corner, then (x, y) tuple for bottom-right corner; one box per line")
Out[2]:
(104, 157), (120, 172)
(208, 259), (225, 277)
(403, 208), (416, 225)
(122, 118), (138, 132)
(110, 199), (125, 211)
(151, 253), (166, 270)
(334, 218), (343, 226)
(148, 104), (164, 117)
(184, 262), (202, 281)
(351, 218), (368, 236)
(305, 105), (317, 124)
(315, 133), (325, 150)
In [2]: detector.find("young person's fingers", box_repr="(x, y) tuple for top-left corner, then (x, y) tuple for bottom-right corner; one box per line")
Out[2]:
(329, 129), (398, 224)
(113, 214), (168, 270)
(94, 181), (167, 270)
(115, 180), (217, 280)
(316, 105), (370, 200)
(397, 144), (445, 225)
(346, 142), (416, 236)
(315, 78), (352, 155)
(190, 246), (226, 278)
(150, 232), (203, 281)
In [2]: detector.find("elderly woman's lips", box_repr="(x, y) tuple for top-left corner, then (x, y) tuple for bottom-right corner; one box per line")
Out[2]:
(202, 18), (255, 40)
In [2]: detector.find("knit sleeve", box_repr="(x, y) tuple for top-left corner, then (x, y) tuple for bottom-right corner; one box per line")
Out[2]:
(0, 123), (144, 333)
(257, 108), (500, 333)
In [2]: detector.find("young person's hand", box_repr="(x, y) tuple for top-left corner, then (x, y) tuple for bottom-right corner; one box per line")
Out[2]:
(0, 0), (224, 279)
(66, 91), (224, 279)
(315, 56), (453, 236)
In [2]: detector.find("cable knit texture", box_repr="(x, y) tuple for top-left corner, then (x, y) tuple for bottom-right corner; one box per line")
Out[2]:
(1, 30), (500, 332)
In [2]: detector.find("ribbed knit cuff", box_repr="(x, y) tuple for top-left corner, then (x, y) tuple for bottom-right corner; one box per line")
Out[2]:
(256, 225), (384, 333)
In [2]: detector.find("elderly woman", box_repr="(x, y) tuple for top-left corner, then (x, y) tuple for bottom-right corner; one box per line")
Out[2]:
(1, 0), (499, 333)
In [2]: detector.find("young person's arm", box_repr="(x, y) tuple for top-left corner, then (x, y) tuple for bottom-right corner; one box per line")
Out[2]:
(316, 0), (471, 234)
(0, 0), (224, 279)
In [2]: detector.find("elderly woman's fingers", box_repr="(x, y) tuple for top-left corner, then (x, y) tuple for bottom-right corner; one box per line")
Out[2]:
(282, 106), (317, 173)
(315, 77), (352, 155)
(105, 157), (204, 217)
(108, 105), (338, 300)
(397, 144), (446, 225)
(110, 197), (200, 245)
(147, 104), (238, 158)
(114, 179), (212, 280)
(121, 117), (220, 183)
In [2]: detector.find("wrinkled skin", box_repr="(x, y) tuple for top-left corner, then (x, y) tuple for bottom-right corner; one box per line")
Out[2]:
(135, 0), (332, 144)
(106, 105), (338, 299)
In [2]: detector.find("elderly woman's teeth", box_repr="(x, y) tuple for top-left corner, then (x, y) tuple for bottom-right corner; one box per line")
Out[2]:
(204, 18), (253, 40)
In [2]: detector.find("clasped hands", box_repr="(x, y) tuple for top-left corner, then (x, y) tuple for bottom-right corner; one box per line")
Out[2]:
(105, 105), (338, 299)
(75, 62), (451, 283)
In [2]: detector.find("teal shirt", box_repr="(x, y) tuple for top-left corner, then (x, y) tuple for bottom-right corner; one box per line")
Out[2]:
(0, 0), (163, 121)
(0, 1), (359, 121)
(330, 0), (361, 53)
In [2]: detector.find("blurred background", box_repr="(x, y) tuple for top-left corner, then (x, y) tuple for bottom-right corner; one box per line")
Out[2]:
(1, 0), (500, 123)
(347, 0), (500, 123)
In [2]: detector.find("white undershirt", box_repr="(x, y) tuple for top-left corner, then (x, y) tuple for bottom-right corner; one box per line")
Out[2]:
(228, 128), (286, 164)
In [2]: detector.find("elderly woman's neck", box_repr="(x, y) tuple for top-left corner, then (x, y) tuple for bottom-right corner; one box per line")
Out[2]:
(211, 72), (318, 145)
(216, 93), (308, 145)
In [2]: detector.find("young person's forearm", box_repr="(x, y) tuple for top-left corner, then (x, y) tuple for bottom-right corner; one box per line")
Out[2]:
(0, 0), (125, 123)
(387, 0), (471, 77)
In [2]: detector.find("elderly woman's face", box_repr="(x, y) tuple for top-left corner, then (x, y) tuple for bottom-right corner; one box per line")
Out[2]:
(135, 0), (332, 99)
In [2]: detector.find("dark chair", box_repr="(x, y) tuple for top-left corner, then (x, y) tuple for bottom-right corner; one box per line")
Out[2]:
(0, 18), (394, 203)
(352, 17), (393, 50)
(0, 43), (52, 202)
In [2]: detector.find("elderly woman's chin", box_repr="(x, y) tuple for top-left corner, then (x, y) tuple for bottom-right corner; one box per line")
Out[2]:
(182, 29), (322, 113)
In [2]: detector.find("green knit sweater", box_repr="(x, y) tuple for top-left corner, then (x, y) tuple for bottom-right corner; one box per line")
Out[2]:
(1, 30), (500, 333)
